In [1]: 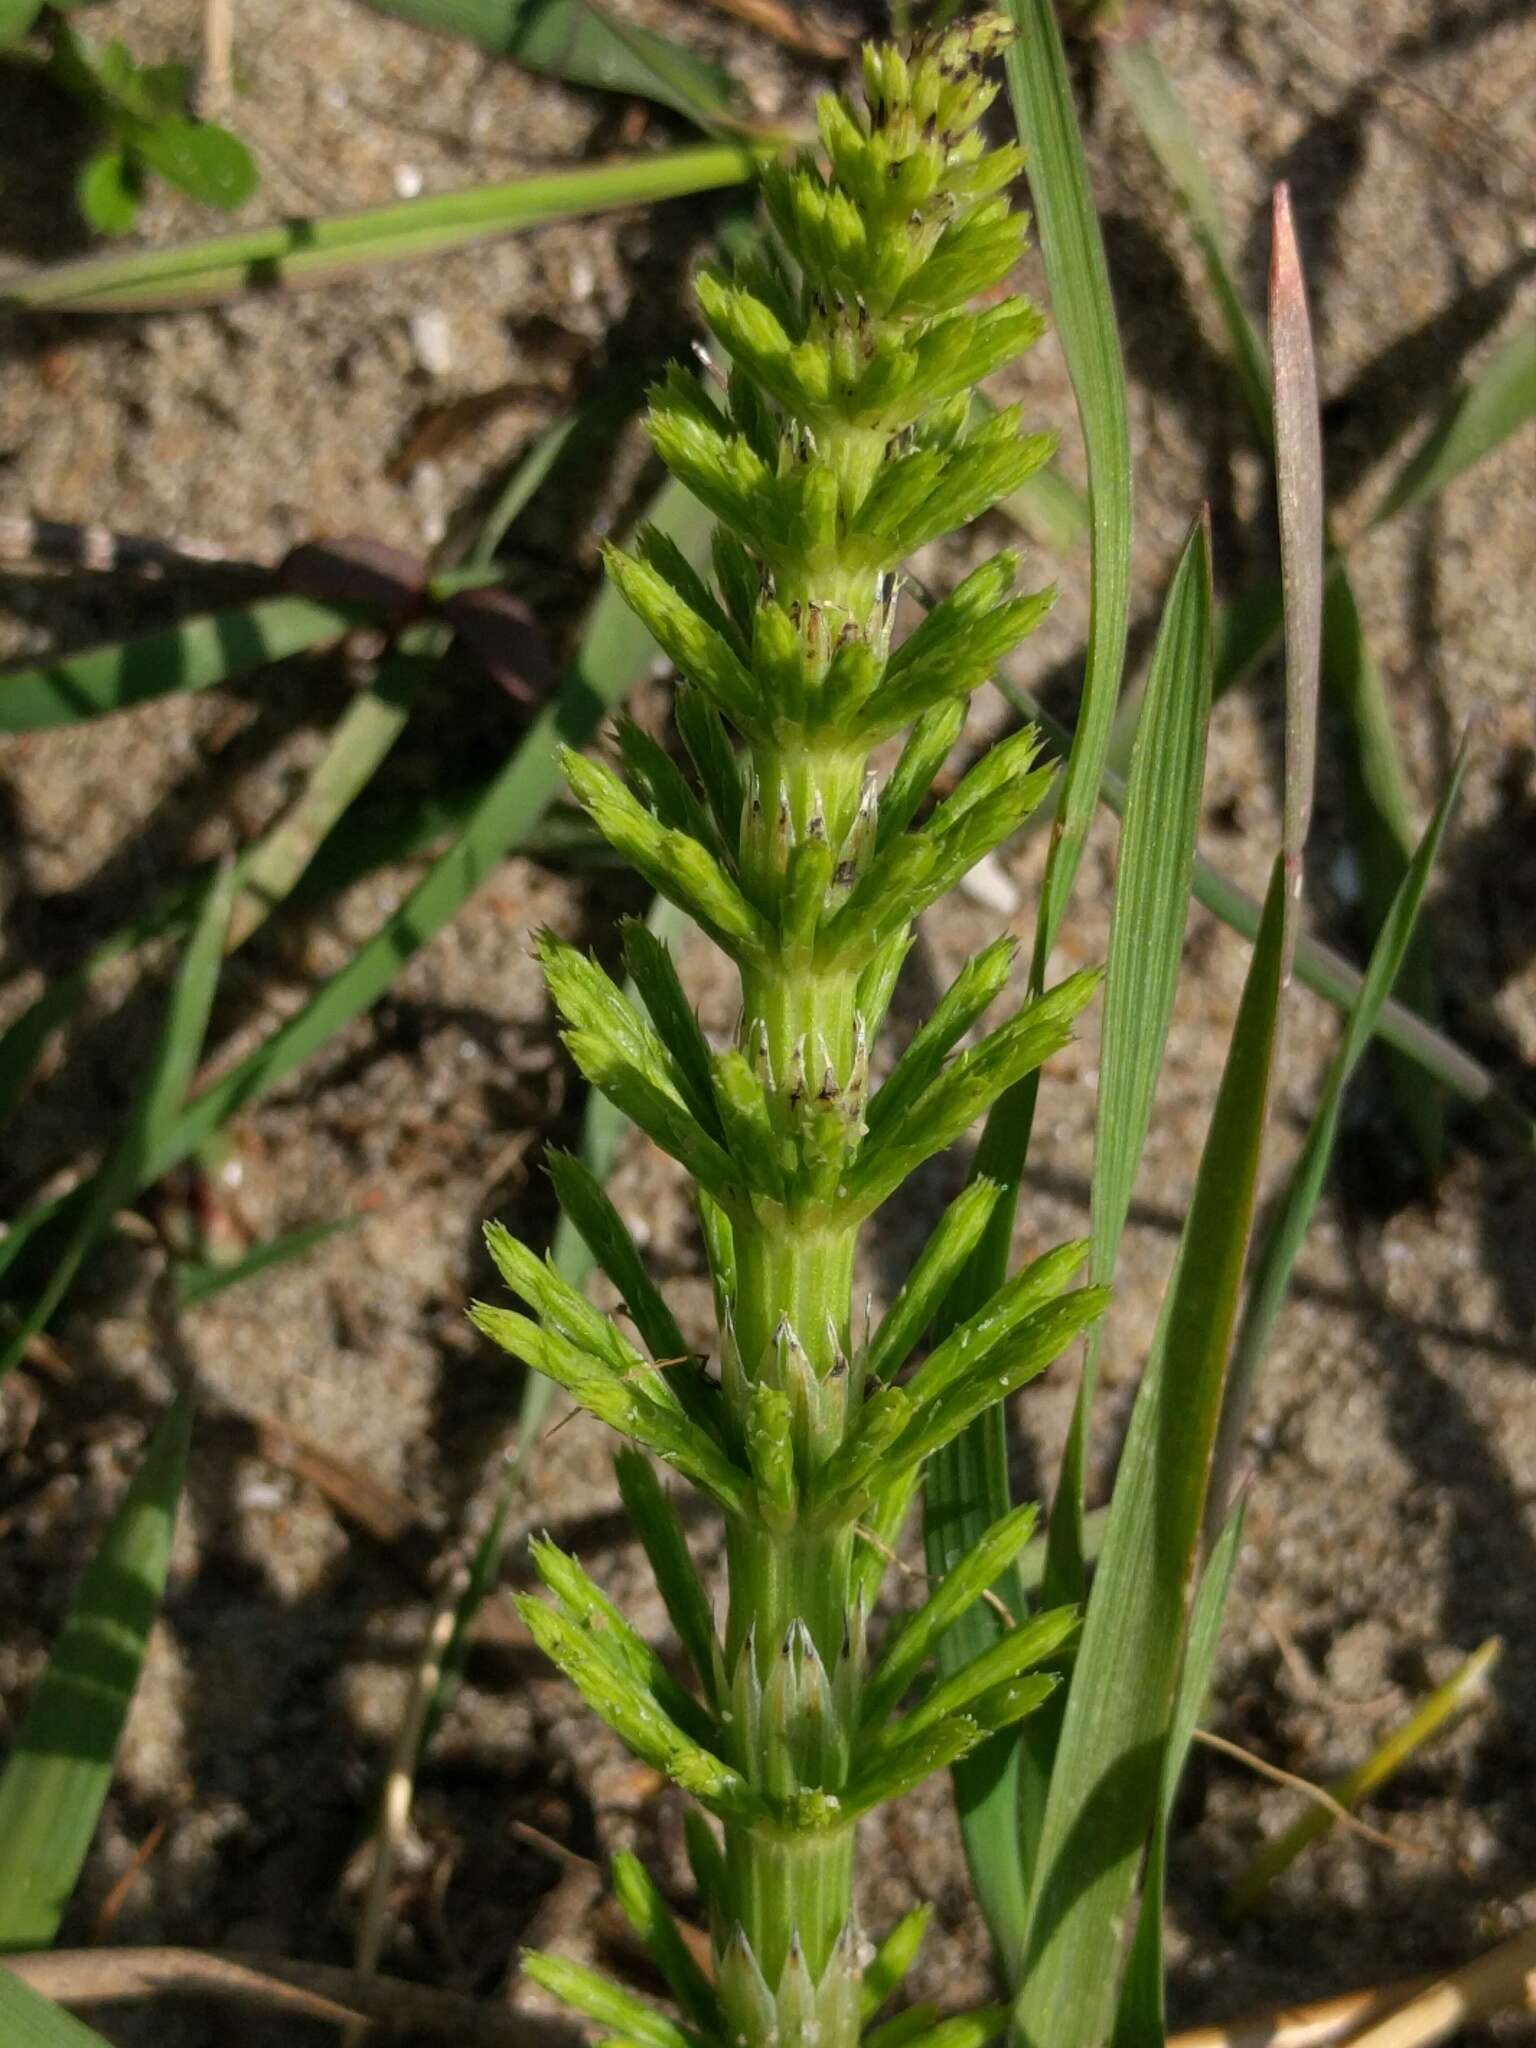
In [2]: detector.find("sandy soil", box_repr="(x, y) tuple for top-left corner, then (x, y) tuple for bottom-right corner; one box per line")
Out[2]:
(1, 1), (1533, 2042)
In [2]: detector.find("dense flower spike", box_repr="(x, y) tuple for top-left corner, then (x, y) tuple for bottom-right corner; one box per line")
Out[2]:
(473, 18), (1105, 2046)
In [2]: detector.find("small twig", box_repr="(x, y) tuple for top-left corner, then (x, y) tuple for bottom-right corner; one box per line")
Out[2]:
(1192, 1729), (1431, 1863)
(345, 1564), (470, 2048)
(1340, 1923), (1536, 2047)
(508, 1821), (600, 1875)
(235, 1407), (429, 1549)
(89, 1821), (167, 1943)
(1166, 1975), (1430, 2048)
(696, 0), (851, 62)
(198, 0), (235, 124)
(1, 1949), (583, 2045)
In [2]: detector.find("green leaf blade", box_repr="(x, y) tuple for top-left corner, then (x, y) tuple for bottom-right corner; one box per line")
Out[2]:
(1014, 867), (1289, 2047)
(362, 0), (743, 127)
(0, 860), (236, 1381)
(1370, 316), (1535, 528)
(1045, 511), (1214, 1612)
(2, 145), (757, 312)
(0, 1393), (192, 1948)
(0, 597), (360, 734)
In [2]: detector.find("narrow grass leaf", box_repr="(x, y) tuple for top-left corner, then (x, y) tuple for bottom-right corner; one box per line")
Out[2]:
(1207, 741), (1468, 1545)
(1044, 512), (1213, 1612)
(0, 597), (358, 733)
(175, 1217), (360, 1307)
(1269, 182), (1323, 970)
(1370, 317), (1535, 528)
(922, 1), (1137, 1975)
(0, 1391), (192, 1947)
(1, 146), (758, 311)
(1113, 1503), (1244, 2046)
(1004, 0), (1134, 975)
(225, 638), (437, 949)
(465, 394), (636, 569)
(0, 861), (235, 1380)
(1322, 563), (1442, 1168)
(1015, 866), (1288, 2048)
(1229, 1636), (1501, 1918)
(362, 0), (744, 128)
(0, 1971), (112, 2047)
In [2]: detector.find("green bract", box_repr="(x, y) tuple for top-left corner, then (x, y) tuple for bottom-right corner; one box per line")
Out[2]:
(473, 18), (1101, 2045)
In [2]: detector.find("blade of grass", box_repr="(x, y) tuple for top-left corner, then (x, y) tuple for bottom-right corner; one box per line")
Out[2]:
(0, 480), (714, 1293)
(1112, 1504), (1245, 2047)
(175, 1216), (361, 1307)
(0, 861), (236, 1380)
(1229, 1637), (1502, 1919)
(345, 1560), (467, 2048)
(1268, 182), (1322, 978)
(1014, 863), (1289, 2048)
(0, 1970), (112, 2048)
(0, 1390), (193, 1947)
(463, 394), (636, 572)
(1207, 742), (1469, 1533)
(1046, 213), (1313, 1967)
(224, 639), (439, 949)
(921, 0), (1137, 1974)
(1368, 317), (1536, 529)
(1042, 511), (1213, 1615)
(1005, 0), (1133, 974)
(1321, 563), (1443, 1167)
(0, 144), (760, 311)
(0, 596), (359, 733)
(361, 0), (744, 129)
